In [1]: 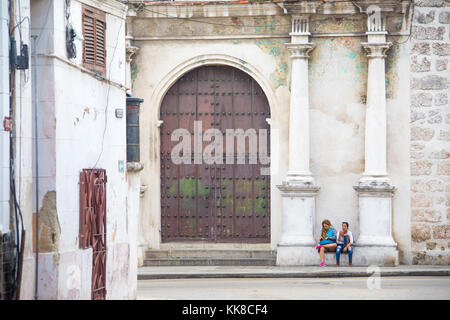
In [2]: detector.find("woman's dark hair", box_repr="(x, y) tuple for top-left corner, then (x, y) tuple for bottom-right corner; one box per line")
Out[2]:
(342, 222), (349, 227)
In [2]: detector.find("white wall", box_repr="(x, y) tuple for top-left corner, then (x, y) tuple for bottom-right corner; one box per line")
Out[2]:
(131, 10), (412, 264)
(20, 0), (135, 300)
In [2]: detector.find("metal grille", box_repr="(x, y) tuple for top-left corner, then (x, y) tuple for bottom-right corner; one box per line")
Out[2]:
(160, 66), (271, 243)
(79, 169), (107, 300)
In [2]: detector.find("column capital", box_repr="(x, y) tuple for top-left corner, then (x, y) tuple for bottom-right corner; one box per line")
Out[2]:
(126, 45), (140, 63)
(126, 36), (140, 63)
(285, 43), (315, 59)
(353, 179), (396, 198)
(361, 41), (392, 59)
(277, 181), (320, 197)
(289, 14), (311, 36)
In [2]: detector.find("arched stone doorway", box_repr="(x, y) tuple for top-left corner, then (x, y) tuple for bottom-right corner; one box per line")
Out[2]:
(159, 65), (271, 243)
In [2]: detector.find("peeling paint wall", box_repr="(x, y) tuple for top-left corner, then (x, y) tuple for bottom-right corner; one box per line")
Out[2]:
(130, 4), (413, 264)
(18, 0), (136, 300)
(33, 191), (60, 254)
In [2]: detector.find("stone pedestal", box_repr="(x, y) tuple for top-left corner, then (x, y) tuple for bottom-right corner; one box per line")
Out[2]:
(353, 181), (398, 266)
(276, 182), (319, 265)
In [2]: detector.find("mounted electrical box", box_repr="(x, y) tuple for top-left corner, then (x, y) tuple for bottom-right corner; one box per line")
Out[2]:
(10, 40), (29, 70)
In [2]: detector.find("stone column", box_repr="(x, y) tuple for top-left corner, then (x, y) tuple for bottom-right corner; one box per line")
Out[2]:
(353, 10), (398, 266)
(277, 15), (319, 266)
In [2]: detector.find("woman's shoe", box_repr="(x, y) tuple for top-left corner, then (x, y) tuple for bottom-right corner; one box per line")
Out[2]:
(315, 244), (322, 250)
(320, 262), (325, 267)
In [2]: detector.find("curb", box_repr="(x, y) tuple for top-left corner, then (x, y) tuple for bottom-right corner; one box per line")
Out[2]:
(138, 269), (450, 280)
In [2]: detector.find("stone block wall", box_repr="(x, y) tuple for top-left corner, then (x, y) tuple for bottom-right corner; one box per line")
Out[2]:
(410, 0), (450, 264)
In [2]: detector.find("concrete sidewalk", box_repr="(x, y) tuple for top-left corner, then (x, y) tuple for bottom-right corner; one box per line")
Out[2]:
(138, 265), (450, 280)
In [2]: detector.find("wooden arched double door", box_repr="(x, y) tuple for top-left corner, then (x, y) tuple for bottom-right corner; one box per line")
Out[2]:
(160, 65), (270, 243)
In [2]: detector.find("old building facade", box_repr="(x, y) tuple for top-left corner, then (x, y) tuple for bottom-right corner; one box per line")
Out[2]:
(1, 0), (448, 301)
(1, 0), (140, 299)
(126, 0), (449, 266)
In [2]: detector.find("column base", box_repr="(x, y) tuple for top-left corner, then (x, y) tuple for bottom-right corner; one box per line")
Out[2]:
(284, 172), (315, 186)
(277, 178), (319, 258)
(353, 178), (398, 266)
(351, 245), (399, 266)
(276, 245), (319, 266)
(276, 245), (399, 266)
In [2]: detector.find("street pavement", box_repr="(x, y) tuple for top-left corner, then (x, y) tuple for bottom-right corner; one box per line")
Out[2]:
(138, 265), (450, 279)
(137, 276), (450, 300)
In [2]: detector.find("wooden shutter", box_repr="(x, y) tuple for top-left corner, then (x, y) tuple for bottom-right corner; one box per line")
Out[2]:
(82, 5), (106, 75)
(79, 169), (107, 300)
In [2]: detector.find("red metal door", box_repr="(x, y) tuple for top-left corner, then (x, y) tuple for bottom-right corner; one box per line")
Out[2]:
(160, 66), (270, 243)
(79, 169), (107, 300)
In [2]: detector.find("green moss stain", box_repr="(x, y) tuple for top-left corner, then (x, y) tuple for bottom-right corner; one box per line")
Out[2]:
(253, 180), (268, 214)
(254, 18), (281, 34)
(221, 180), (234, 208)
(309, 37), (368, 101)
(131, 61), (139, 90)
(168, 178), (210, 211)
(235, 181), (251, 216)
(253, 39), (282, 57)
(270, 62), (288, 89)
(385, 45), (399, 100)
(167, 177), (269, 218)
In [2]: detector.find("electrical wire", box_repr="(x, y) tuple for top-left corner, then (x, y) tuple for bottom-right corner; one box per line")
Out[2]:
(389, 2), (415, 46)
(8, 0), (27, 300)
(93, 15), (126, 168)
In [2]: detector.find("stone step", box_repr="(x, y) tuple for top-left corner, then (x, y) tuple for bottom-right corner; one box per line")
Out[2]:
(145, 249), (276, 259)
(143, 257), (276, 267)
(324, 252), (352, 266)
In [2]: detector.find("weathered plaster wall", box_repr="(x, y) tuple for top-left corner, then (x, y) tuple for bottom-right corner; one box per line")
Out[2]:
(131, 9), (412, 263)
(309, 36), (367, 244)
(409, 0), (449, 265)
(132, 37), (290, 254)
(21, 0), (136, 299)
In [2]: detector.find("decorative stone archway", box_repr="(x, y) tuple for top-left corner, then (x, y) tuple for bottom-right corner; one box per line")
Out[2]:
(148, 54), (279, 247)
(159, 65), (272, 243)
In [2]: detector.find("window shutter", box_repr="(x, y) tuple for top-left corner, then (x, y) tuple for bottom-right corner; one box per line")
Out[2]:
(83, 16), (95, 65)
(82, 5), (106, 74)
(95, 20), (106, 67)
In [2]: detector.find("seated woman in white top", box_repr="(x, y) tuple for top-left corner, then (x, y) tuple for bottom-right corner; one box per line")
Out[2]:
(336, 222), (353, 266)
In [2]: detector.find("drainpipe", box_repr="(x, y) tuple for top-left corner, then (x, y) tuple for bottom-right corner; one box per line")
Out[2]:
(31, 34), (39, 301)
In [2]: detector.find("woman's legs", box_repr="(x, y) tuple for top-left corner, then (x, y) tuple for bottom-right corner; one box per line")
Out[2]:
(319, 243), (337, 264)
(336, 245), (343, 266)
(319, 247), (325, 263)
(348, 246), (353, 266)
